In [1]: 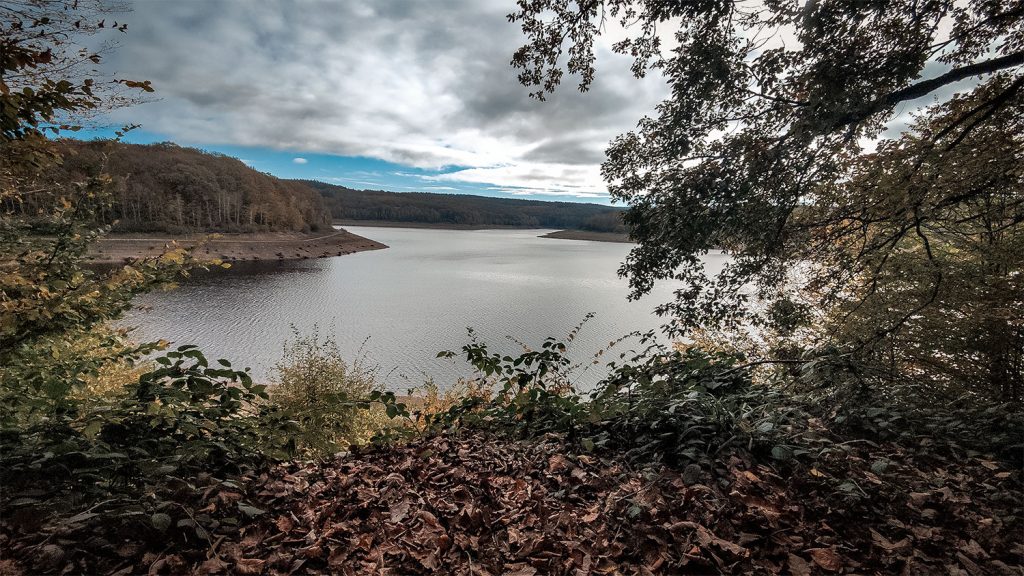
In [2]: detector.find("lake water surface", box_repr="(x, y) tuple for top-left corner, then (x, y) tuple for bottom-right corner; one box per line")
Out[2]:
(124, 226), (726, 390)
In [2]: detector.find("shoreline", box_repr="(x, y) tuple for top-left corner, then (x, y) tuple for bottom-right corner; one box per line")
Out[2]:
(540, 229), (633, 243)
(334, 219), (545, 231)
(87, 229), (387, 264)
(85, 224), (632, 265)
(337, 219), (634, 243)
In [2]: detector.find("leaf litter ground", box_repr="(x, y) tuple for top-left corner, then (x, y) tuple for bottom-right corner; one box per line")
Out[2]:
(2, 430), (1021, 575)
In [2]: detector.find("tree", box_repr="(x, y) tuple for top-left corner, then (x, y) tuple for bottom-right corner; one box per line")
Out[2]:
(511, 0), (1024, 401)
(797, 78), (1023, 401)
(1, 0), (169, 422)
(1, 0), (151, 155)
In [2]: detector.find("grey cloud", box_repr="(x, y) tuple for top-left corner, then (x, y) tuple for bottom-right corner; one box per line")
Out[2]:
(523, 137), (607, 165)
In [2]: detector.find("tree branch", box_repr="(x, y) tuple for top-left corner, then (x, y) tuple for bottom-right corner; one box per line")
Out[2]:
(835, 50), (1024, 129)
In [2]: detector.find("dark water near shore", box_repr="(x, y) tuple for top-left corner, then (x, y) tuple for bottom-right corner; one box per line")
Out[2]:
(123, 226), (727, 390)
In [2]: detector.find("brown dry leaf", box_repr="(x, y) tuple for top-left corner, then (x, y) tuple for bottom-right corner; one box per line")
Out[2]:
(0, 559), (25, 576)
(574, 553), (593, 576)
(233, 558), (265, 575)
(413, 549), (440, 570)
(957, 552), (985, 576)
(217, 491), (243, 505)
(787, 553), (812, 576)
(389, 500), (410, 523)
(735, 493), (782, 521)
(418, 509), (440, 527)
(961, 540), (988, 559)
(685, 521), (749, 557)
(275, 515), (294, 533)
(196, 557), (228, 574)
(807, 547), (842, 572)
(908, 492), (930, 506)
(503, 562), (538, 576)
(548, 454), (570, 473)
(870, 528), (909, 552)
(148, 555), (185, 576)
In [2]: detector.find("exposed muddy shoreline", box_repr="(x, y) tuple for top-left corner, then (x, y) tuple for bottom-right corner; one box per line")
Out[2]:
(87, 229), (387, 263)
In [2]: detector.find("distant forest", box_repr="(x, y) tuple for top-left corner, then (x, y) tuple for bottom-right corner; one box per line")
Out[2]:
(47, 141), (332, 233)
(34, 141), (625, 234)
(302, 180), (627, 232)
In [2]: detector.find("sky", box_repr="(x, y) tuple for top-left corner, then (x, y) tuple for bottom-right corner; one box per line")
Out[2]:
(76, 0), (671, 204)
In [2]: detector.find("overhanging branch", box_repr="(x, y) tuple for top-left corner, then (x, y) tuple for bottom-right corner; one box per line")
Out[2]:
(834, 50), (1024, 129)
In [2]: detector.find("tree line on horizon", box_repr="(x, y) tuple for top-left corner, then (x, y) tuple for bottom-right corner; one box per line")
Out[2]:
(23, 140), (627, 235)
(302, 179), (627, 231)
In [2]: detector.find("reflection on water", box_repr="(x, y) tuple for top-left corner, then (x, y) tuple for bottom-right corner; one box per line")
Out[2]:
(123, 226), (727, 390)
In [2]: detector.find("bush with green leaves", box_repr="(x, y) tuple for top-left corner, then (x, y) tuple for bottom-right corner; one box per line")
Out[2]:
(272, 328), (407, 454)
(436, 327), (1023, 470)
(0, 346), (300, 542)
(429, 319), (614, 435)
(585, 343), (830, 466)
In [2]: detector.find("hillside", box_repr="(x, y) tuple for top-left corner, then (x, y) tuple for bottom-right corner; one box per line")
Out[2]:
(48, 141), (332, 234)
(42, 141), (628, 236)
(300, 180), (628, 232)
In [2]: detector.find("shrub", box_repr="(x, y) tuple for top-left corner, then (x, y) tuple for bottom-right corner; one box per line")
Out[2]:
(0, 346), (299, 545)
(272, 328), (402, 454)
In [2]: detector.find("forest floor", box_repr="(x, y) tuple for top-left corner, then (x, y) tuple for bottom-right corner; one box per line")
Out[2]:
(3, 430), (1020, 575)
(87, 229), (387, 264)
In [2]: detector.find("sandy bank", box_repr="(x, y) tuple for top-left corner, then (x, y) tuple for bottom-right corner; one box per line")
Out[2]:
(540, 229), (633, 243)
(88, 229), (387, 264)
(336, 220), (634, 244)
(334, 219), (544, 231)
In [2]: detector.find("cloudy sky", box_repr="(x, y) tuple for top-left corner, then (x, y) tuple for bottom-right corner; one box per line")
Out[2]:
(81, 0), (669, 203)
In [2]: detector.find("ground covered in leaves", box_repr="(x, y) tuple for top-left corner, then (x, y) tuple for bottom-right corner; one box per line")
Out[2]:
(2, 430), (1021, 575)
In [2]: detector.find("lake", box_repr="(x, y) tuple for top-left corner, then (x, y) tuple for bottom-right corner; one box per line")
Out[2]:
(123, 226), (727, 390)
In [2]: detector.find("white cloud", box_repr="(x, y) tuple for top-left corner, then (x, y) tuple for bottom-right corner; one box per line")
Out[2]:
(429, 162), (607, 198)
(292, 157), (308, 164)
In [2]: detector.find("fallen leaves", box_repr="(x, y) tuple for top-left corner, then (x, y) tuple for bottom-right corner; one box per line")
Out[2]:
(787, 553), (812, 576)
(2, 430), (1021, 575)
(806, 547), (842, 572)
